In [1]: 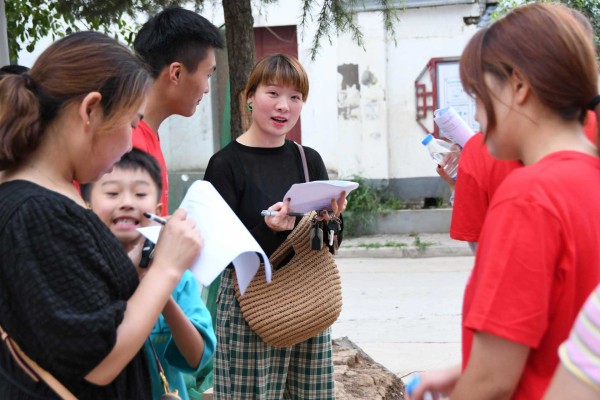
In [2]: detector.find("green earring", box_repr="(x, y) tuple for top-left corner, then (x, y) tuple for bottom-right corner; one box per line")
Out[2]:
(246, 101), (253, 112)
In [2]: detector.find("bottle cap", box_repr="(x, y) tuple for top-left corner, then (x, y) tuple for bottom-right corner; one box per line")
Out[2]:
(421, 134), (433, 145)
(405, 373), (422, 395)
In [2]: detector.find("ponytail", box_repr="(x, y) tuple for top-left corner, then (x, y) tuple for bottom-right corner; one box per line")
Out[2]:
(0, 73), (43, 170)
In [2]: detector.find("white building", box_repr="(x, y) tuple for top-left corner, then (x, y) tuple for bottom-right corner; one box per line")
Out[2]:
(159, 0), (491, 209)
(17, 0), (492, 210)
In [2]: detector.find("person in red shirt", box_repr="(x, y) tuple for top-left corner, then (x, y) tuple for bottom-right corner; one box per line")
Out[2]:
(440, 112), (596, 254)
(132, 7), (224, 215)
(409, 4), (600, 399)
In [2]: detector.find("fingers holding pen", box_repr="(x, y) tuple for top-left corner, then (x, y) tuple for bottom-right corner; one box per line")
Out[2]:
(264, 199), (296, 232)
(152, 208), (203, 273)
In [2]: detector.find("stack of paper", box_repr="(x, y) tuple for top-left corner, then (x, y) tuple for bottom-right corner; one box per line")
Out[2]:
(138, 181), (271, 295)
(284, 180), (359, 213)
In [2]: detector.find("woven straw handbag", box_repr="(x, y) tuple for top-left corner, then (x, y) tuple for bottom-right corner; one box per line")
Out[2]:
(233, 211), (343, 348)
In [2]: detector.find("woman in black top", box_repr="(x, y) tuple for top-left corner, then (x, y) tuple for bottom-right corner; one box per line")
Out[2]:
(205, 54), (347, 399)
(0, 32), (202, 399)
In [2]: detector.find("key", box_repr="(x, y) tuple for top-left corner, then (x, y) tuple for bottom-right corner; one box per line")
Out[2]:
(327, 217), (340, 247)
(310, 219), (323, 250)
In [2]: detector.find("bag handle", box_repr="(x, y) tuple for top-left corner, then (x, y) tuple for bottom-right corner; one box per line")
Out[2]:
(268, 142), (311, 265)
(0, 323), (77, 400)
(293, 141), (309, 183)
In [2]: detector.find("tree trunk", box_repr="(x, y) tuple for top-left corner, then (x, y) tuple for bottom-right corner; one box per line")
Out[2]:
(222, 0), (255, 139)
(0, 0), (10, 65)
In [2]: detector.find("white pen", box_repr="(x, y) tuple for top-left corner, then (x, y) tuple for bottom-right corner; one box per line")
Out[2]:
(143, 212), (167, 225)
(261, 210), (306, 217)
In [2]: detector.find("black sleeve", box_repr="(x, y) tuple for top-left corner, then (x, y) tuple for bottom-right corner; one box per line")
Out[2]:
(0, 198), (134, 380)
(204, 151), (240, 212)
(205, 149), (282, 253)
(302, 146), (329, 181)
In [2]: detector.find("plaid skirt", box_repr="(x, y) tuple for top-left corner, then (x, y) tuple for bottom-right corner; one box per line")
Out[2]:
(213, 267), (334, 400)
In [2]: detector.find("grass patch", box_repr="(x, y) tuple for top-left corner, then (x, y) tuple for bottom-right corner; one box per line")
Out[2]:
(410, 234), (434, 251)
(350, 241), (408, 249)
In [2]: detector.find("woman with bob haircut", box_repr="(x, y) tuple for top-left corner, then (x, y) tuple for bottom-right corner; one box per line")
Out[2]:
(204, 53), (347, 400)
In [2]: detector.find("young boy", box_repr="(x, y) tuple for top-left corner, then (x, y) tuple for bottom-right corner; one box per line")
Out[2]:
(81, 149), (215, 400)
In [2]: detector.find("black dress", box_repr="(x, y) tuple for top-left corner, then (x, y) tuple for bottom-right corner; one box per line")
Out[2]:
(0, 180), (151, 399)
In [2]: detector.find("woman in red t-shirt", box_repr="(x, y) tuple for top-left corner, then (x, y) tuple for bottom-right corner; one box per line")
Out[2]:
(410, 4), (600, 400)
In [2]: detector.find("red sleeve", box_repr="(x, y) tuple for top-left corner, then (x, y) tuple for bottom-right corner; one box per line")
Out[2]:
(450, 135), (488, 242)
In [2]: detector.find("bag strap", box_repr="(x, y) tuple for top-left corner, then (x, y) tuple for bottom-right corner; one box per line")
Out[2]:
(267, 141), (311, 260)
(147, 338), (179, 397)
(0, 323), (77, 400)
(293, 141), (309, 183)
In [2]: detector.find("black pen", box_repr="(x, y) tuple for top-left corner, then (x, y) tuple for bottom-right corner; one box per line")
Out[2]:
(143, 212), (167, 225)
(261, 210), (306, 217)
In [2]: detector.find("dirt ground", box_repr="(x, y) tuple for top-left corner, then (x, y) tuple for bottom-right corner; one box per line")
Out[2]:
(333, 337), (405, 400)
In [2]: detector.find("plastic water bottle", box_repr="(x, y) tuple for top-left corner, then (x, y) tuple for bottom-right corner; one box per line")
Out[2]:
(421, 133), (460, 179)
(405, 374), (433, 400)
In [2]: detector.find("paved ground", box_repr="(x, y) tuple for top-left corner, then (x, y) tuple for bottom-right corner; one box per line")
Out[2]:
(338, 232), (473, 259)
(331, 255), (474, 380)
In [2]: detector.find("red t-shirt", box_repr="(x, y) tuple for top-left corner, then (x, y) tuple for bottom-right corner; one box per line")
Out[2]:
(132, 120), (169, 215)
(450, 134), (521, 242)
(462, 151), (600, 399)
(450, 111), (597, 243)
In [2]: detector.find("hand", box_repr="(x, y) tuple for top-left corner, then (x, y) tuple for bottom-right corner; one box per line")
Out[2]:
(436, 165), (456, 191)
(332, 191), (347, 217)
(264, 199), (296, 232)
(151, 209), (203, 274)
(316, 191), (348, 222)
(127, 236), (145, 268)
(407, 365), (461, 400)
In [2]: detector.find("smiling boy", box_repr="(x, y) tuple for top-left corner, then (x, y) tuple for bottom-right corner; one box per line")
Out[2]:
(81, 149), (216, 400)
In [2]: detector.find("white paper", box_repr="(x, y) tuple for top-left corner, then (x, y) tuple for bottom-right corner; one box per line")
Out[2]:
(284, 180), (359, 213)
(434, 106), (475, 147)
(137, 181), (270, 295)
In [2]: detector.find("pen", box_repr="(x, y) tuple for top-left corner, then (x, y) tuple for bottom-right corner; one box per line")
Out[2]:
(143, 212), (167, 225)
(261, 210), (306, 217)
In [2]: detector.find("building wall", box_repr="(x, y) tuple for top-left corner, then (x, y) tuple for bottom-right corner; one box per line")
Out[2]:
(157, 0), (483, 206)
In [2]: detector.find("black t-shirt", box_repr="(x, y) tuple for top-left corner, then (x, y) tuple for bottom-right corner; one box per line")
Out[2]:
(204, 140), (329, 256)
(0, 180), (151, 399)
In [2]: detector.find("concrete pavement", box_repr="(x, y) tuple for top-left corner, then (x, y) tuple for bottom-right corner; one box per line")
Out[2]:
(337, 232), (473, 259)
(331, 255), (474, 380)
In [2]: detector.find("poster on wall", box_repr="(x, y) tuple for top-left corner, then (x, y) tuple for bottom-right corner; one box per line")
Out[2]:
(436, 60), (480, 133)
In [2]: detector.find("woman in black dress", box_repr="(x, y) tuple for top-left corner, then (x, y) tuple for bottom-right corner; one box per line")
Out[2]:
(0, 31), (202, 399)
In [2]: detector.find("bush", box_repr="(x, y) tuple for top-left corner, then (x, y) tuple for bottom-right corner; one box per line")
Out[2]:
(343, 176), (405, 236)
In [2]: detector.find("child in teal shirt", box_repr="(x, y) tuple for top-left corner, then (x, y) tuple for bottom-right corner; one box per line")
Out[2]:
(82, 149), (215, 399)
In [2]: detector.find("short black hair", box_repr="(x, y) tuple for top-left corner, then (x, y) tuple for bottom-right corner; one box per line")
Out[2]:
(80, 148), (163, 202)
(0, 65), (29, 77)
(134, 6), (224, 78)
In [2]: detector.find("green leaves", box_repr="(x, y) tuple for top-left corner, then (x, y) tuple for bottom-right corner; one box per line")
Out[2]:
(301, 0), (400, 60)
(5, 0), (205, 62)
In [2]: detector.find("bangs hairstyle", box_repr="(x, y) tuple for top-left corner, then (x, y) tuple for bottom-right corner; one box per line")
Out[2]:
(244, 54), (309, 102)
(459, 3), (598, 132)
